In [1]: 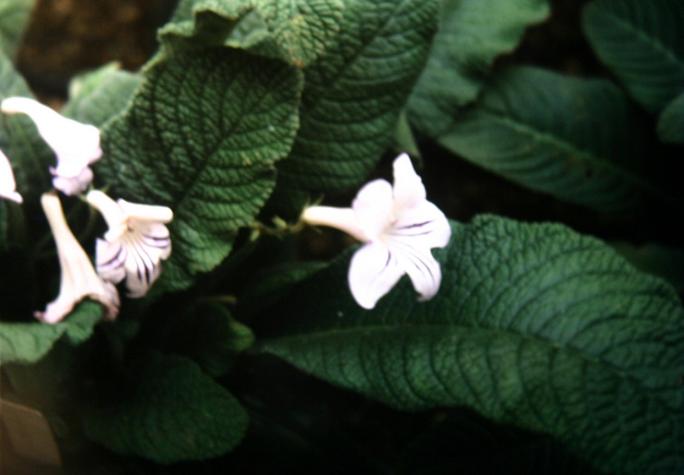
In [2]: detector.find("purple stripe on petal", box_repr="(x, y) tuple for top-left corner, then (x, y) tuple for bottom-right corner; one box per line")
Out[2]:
(395, 220), (432, 230)
(98, 244), (125, 270)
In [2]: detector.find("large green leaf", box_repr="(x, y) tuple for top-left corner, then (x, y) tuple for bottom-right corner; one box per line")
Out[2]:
(268, 0), (439, 214)
(163, 0), (344, 67)
(437, 66), (655, 213)
(83, 352), (248, 463)
(97, 47), (302, 291)
(0, 51), (51, 198)
(0, 0), (35, 57)
(408, 0), (550, 137)
(583, 0), (684, 113)
(62, 63), (142, 127)
(657, 91), (684, 144)
(263, 216), (684, 474)
(0, 301), (103, 365)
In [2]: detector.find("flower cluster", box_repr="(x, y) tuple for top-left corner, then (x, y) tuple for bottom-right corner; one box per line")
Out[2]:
(1, 97), (173, 323)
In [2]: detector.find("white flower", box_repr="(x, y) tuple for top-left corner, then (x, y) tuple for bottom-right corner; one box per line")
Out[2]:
(35, 192), (119, 324)
(0, 148), (22, 203)
(86, 190), (173, 298)
(302, 153), (451, 309)
(1, 97), (102, 195)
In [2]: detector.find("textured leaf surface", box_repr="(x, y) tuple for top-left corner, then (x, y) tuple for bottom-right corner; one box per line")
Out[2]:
(83, 352), (248, 463)
(583, 0), (684, 113)
(97, 47), (302, 291)
(269, 0), (439, 214)
(163, 0), (343, 67)
(62, 63), (142, 127)
(0, 301), (103, 365)
(657, 92), (684, 144)
(0, 51), (51, 198)
(263, 216), (684, 474)
(438, 66), (652, 213)
(0, 0), (34, 57)
(408, 0), (550, 136)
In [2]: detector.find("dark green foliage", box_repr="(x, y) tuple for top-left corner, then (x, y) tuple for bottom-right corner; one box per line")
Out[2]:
(264, 217), (684, 474)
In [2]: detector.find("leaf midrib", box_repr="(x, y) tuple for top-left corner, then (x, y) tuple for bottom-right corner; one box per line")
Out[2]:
(264, 321), (678, 413)
(150, 55), (284, 218)
(458, 110), (660, 197)
(595, 6), (684, 75)
(305, 0), (411, 113)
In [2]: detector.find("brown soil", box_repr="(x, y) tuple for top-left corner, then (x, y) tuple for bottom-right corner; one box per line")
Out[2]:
(16, 0), (175, 101)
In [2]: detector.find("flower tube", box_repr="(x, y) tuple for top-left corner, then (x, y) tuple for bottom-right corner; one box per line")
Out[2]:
(35, 192), (119, 323)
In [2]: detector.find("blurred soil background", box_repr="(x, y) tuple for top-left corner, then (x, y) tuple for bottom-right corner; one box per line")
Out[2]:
(16, 0), (176, 105)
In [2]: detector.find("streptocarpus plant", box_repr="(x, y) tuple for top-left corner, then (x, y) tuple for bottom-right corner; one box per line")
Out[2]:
(0, 1), (682, 474)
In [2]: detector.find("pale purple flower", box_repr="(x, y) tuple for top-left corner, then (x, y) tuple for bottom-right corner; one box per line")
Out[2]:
(35, 192), (119, 324)
(86, 190), (173, 298)
(1, 97), (101, 195)
(0, 148), (22, 203)
(302, 153), (451, 309)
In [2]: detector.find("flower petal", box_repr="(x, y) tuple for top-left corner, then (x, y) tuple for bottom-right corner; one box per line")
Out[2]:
(35, 293), (78, 324)
(0, 149), (22, 203)
(122, 232), (163, 298)
(390, 200), (451, 249)
(392, 153), (425, 209)
(96, 238), (127, 284)
(118, 199), (173, 223)
(51, 166), (94, 196)
(352, 179), (393, 240)
(348, 243), (405, 309)
(1, 97), (101, 189)
(135, 221), (172, 259)
(389, 240), (442, 302)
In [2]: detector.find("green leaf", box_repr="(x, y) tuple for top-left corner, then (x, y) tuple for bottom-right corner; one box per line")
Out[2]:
(0, 50), (52, 198)
(83, 352), (248, 463)
(0, 301), (103, 365)
(437, 66), (655, 214)
(62, 63), (142, 127)
(583, 0), (684, 113)
(163, 302), (254, 377)
(408, 0), (550, 137)
(0, 198), (22, 250)
(268, 0), (439, 214)
(657, 91), (684, 144)
(263, 216), (684, 474)
(163, 0), (344, 67)
(0, 0), (35, 57)
(97, 47), (302, 291)
(0, 202), (6, 248)
(394, 110), (421, 158)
